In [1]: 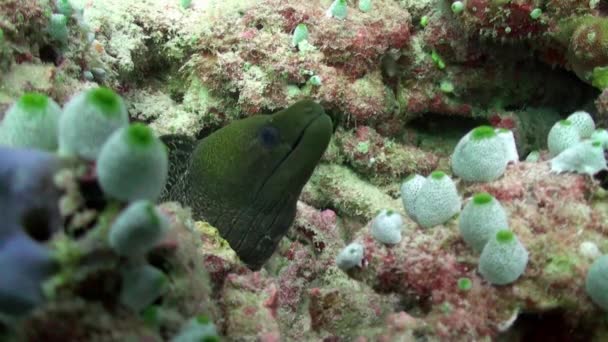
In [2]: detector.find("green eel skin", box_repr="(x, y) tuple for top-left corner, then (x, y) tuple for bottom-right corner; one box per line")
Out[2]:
(163, 100), (332, 270)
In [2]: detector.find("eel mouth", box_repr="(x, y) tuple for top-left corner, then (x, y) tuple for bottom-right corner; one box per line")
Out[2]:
(253, 112), (330, 200)
(290, 112), (324, 150)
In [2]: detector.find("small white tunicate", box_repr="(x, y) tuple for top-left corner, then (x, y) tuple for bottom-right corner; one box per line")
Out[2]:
(371, 209), (404, 244)
(336, 242), (364, 270)
(579, 241), (601, 259)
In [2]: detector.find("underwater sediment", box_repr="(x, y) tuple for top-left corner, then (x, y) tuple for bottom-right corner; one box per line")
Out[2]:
(1, 0), (608, 341)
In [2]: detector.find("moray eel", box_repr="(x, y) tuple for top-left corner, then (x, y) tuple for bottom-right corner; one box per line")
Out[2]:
(163, 100), (332, 270)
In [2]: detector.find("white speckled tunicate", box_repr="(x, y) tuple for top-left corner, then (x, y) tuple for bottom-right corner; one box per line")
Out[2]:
(478, 230), (528, 285)
(495, 128), (519, 164)
(119, 264), (168, 312)
(400, 174), (426, 220)
(591, 129), (608, 149)
(547, 120), (580, 157)
(451, 126), (509, 182)
(108, 200), (170, 257)
(0, 94), (62, 151)
(579, 241), (601, 260)
(336, 242), (364, 270)
(459, 193), (509, 253)
(567, 111), (595, 138)
(412, 171), (461, 228)
(550, 140), (607, 176)
(586, 255), (608, 311)
(371, 209), (403, 244)
(58, 88), (129, 160)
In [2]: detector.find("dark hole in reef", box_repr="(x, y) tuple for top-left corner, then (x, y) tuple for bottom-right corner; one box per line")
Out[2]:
(599, 1), (608, 16)
(408, 112), (487, 135)
(170, 90), (184, 104)
(75, 267), (122, 308)
(595, 168), (608, 190)
(406, 113), (488, 154)
(0, 321), (8, 337)
(39, 45), (61, 66)
(255, 23), (264, 30)
(496, 310), (593, 342)
(321, 106), (345, 134)
(147, 248), (174, 274)
(21, 207), (53, 242)
(79, 176), (107, 211)
(393, 294), (433, 317)
(196, 124), (221, 140)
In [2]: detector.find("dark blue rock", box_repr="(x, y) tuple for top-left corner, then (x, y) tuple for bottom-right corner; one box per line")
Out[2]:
(0, 147), (61, 241)
(0, 232), (56, 316)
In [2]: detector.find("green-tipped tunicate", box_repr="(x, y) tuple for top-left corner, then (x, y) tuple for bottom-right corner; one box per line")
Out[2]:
(551, 140), (607, 175)
(400, 174), (426, 220)
(451, 1), (464, 14)
(525, 150), (540, 162)
(292, 23), (309, 47)
(49, 13), (68, 43)
(591, 129), (608, 149)
(180, 0), (192, 9)
(108, 200), (170, 257)
(586, 255), (608, 311)
(547, 120), (580, 157)
(567, 111), (595, 139)
(56, 0), (74, 17)
(0, 93), (62, 150)
(336, 242), (364, 270)
(371, 209), (403, 244)
(457, 277), (472, 291)
(451, 126), (509, 182)
(172, 316), (220, 342)
(478, 230), (528, 285)
(97, 124), (168, 202)
(412, 171), (461, 228)
(119, 265), (168, 312)
(59, 87), (129, 160)
(530, 8), (542, 20)
(459, 192), (508, 253)
(328, 0), (348, 20)
(359, 0), (372, 12)
(420, 16), (429, 28)
(309, 75), (322, 86)
(495, 128), (519, 164)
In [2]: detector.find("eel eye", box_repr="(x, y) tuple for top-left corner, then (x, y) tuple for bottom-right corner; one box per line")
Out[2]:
(259, 126), (280, 148)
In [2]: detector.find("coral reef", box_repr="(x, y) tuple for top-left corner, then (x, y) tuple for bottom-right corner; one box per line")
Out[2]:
(2, 0), (608, 340)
